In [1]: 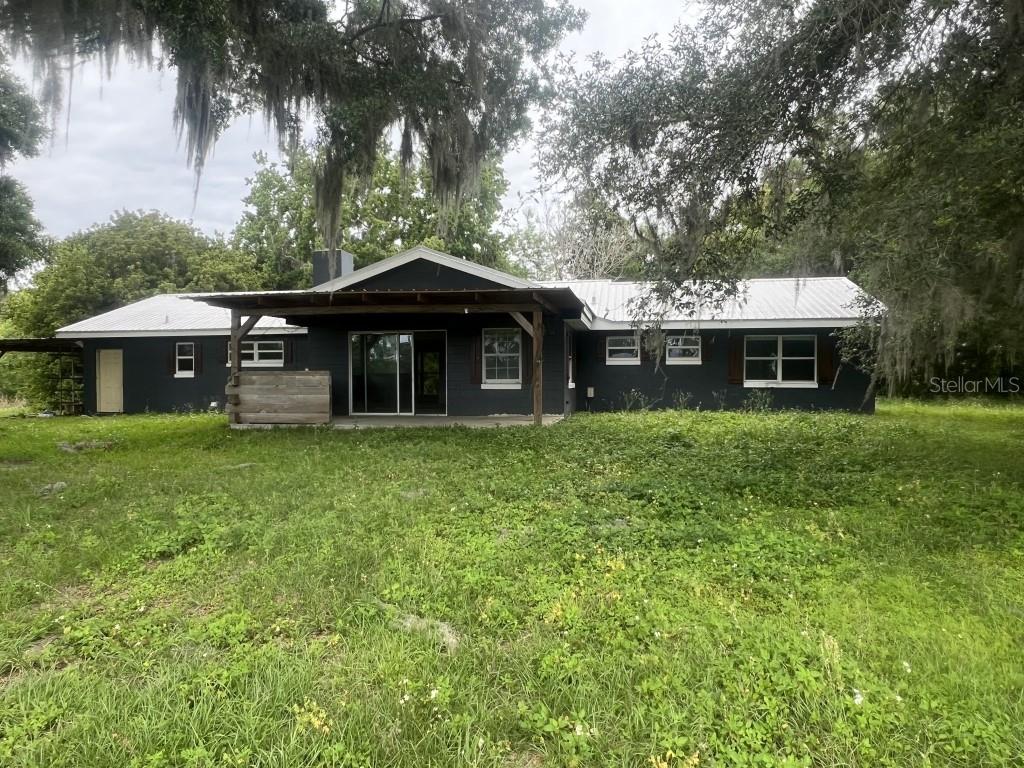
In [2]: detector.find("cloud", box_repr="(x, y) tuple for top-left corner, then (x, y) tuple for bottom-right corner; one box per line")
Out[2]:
(11, 59), (279, 238)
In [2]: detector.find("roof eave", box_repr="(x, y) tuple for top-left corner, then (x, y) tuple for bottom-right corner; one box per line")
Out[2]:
(589, 317), (871, 330)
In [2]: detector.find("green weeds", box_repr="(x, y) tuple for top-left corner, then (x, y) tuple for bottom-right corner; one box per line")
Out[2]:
(0, 402), (1022, 766)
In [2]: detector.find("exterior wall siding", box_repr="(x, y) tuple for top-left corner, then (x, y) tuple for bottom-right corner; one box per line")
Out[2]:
(76, 324), (871, 416)
(574, 329), (873, 413)
(304, 313), (568, 417)
(80, 334), (308, 414)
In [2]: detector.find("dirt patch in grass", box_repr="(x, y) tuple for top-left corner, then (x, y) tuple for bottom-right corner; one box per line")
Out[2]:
(57, 439), (113, 453)
(40, 582), (95, 612)
(22, 634), (59, 662)
(0, 458), (32, 468)
(0, 665), (24, 690)
(375, 599), (461, 653)
(503, 752), (544, 768)
(394, 612), (461, 653)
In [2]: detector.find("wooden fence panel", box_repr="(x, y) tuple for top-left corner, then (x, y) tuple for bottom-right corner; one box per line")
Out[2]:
(226, 370), (331, 425)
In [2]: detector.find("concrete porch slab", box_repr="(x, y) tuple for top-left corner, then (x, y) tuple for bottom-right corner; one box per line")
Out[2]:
(330, 414), (565, 429)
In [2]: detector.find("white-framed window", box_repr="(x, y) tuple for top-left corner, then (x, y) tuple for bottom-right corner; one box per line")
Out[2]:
(665, 334), (701, 365)
(226, 339), (285, 368)
(482, 328), (522, 389)
(606, 334), (640, 365)
(744, 335), (817, 388)
(175, 342), (195, 378)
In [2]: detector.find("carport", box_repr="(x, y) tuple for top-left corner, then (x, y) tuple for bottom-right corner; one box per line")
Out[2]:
(0, 338), (84, 414)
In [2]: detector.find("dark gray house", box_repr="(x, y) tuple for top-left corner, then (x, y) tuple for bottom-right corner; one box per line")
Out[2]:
(56, 246), (876, 423)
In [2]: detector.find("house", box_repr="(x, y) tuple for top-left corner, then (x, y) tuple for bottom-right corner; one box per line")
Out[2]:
(54, 245), (876, 422)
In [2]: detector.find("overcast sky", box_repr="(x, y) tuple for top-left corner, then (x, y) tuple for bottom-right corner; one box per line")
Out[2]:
(9, 2), (696, 239)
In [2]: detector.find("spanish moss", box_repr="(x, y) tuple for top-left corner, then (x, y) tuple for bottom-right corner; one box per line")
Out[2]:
(0, 0), (585, 253)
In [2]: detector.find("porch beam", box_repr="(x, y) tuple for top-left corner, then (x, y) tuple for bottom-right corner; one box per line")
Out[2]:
(532, 309), (543, 426)
(239, 314), (261, 336)
(510, 311), (534, 338)
(531, 292), (559, 315)
(238, 303), (544, 316)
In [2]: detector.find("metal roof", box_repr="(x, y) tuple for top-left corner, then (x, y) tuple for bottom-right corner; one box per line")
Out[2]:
(55, 294), (306, 338)
(52, 274), (872, 339)
(540, 276), (870, 328)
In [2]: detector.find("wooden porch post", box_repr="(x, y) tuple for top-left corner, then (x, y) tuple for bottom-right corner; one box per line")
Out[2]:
(227, 311), (262, 424)
(532, 309), (543, 426)
(228, 310), (242, 424)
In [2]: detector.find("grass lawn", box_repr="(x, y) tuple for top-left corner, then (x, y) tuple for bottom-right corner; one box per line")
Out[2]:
(1, 402), (1022, 767)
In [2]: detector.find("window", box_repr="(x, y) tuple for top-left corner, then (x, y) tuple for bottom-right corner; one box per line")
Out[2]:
(606, 335), (640, 365)
(482, 328), (521, 388)
(226, 339), (285, 368)
(666, 334), (701, 365)
(744, 335), (817, 387)
(175, 342), (195, 378)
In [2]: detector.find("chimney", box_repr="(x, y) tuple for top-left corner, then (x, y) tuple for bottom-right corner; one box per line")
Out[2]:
(312, 249), (355, 286)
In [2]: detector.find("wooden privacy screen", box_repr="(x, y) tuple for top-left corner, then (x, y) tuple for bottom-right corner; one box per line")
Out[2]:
(226, 370), (331, 425)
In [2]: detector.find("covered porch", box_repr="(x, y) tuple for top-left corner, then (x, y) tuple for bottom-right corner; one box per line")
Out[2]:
(193, 287), (587, 427)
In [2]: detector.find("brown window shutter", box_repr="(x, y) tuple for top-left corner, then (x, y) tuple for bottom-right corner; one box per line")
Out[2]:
(818, 338), (835, 386)
(168, 344), (176, 375)
(701, 333), (712, 363)
(284, 339), (294, 365)
(727, 336), (744, 384)
(523, 332), (533, 385)
(194, 342), (203, 375)
(470, 334), (482, 385)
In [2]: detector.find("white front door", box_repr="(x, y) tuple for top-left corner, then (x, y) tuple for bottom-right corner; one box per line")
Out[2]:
(96, 349), (124, 413)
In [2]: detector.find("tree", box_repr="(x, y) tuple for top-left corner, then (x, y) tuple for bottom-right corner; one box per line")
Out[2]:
(540, 1), (1024, 387)
(232, 146), (514, 289)
(1, 0), (584, 260)
(0, 62), (46, 290)
(0, 177), (45, 292)
(338, 150), (513, 271)
(4, 211), (259, 339)
(509, 195), (644, 280)
(233, 150), (320, 290)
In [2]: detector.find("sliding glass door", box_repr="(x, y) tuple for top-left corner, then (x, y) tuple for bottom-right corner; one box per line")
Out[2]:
(350, 332), (443, 415)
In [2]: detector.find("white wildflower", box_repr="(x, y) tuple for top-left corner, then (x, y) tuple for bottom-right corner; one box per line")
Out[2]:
(852, 688), (864, 706)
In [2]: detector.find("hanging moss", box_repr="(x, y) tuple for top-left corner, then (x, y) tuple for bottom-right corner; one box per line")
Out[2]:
(0, 0), (585, 248)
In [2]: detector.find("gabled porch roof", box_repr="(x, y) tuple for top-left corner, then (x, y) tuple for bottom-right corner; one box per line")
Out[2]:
(312, 245), (538, 291)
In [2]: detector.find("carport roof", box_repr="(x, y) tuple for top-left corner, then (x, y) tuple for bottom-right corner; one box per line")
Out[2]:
(0, 338), (83, 356)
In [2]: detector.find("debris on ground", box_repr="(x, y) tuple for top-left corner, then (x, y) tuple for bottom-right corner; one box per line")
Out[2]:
(38, 481), (68, 496)
(373, 598), (460, 653)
